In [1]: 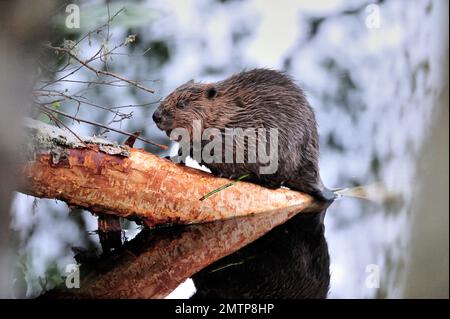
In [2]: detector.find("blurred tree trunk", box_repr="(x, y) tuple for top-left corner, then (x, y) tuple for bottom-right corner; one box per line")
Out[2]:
(0, 0), (55, 298)
(403, 14), (449, 297)
(18, 119), (318, 228)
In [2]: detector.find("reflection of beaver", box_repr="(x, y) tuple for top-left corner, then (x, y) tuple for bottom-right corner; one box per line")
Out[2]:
(191, 210), (330, 298)
(153, 68), (334, 201)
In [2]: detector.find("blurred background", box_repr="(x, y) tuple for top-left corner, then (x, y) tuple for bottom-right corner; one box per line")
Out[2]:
(1, 0), (448, 298)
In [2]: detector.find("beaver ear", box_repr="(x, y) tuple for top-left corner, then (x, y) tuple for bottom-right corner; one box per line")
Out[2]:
(206, 86), (218, 99)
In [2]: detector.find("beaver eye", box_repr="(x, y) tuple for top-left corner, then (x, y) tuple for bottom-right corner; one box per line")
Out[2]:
(176, 101), (186, 109)
(206, 87), (217, 99)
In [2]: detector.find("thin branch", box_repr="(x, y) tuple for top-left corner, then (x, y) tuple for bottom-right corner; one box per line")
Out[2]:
(34, 89), (132, 119)
(41, 109), (88, 147)
(44, 45), (154, 94)
(71, 7), (126, 50)
(110, 100), (161, 109)
(37, 104), (168, 150)
(41, 79), (129, 87)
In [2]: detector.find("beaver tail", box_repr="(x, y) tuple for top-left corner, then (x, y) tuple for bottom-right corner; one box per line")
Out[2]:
(307, 175), (337, 202)
(310, 186), (337, 203)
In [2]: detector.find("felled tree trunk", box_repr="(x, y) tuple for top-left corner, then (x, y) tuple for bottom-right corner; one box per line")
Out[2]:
(18, 119), (316, 227)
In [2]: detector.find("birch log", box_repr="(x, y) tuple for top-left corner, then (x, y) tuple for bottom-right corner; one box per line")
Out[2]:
(18, 119), (316, 227)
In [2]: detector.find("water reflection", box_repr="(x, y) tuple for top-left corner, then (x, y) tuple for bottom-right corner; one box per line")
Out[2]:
(40, 204), (324, 298)
(10, 0), (449, 298)
(192, 210), (330, 299)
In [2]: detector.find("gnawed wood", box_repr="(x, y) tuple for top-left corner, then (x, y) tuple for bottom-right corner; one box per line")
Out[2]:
(19, 119), (316, 227)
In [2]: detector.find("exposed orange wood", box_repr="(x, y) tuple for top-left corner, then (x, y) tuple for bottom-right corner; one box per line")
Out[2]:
(19, 144), (314, 227)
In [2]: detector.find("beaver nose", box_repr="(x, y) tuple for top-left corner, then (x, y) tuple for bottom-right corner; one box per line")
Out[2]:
(152, 109), (163, 124)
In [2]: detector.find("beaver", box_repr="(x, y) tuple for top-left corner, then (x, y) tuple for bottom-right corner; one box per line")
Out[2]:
(153, 68), (334, 201)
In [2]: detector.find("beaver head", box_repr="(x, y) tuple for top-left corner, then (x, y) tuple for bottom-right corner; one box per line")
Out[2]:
(153, 80), (230, 139)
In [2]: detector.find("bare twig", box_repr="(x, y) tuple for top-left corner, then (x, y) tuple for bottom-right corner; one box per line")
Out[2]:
(40, 109), (88, 147)
(33, 6), (163, 153)
(34, 89), (132, 119)
(37, 104), (168, 149)
(44, 45), (154, 94)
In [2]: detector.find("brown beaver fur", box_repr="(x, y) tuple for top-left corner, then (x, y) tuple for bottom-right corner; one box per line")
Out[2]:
(153, 68), (334, 201)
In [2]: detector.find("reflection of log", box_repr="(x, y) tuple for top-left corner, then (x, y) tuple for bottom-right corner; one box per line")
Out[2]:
(192, 210), (330, 298)
(19, 119), (316, 227)
(42, 203), (325, 299)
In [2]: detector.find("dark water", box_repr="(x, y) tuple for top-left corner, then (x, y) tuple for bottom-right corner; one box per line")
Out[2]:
(10, 0), (449, 298)
(190, 211), (330, 299)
